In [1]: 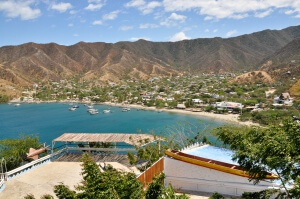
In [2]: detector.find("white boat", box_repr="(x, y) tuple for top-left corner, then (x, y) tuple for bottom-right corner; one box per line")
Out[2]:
(89, 109), (99, 115)
(103, 109), (111, 113)
(87, 105), (94, 109)
(69, 107), (76, 111)
(122, 107), (130, 112)
(14, 103), (21, 107)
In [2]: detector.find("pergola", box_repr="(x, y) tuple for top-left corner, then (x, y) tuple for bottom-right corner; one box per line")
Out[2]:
(52, 133), (158, 153)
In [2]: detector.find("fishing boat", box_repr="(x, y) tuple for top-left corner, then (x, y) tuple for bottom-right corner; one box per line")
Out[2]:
(103, 109), (111, 113)
(69, 107), (76, 111)
(122, 107), (131, 112)
(89, 109), (99, 115)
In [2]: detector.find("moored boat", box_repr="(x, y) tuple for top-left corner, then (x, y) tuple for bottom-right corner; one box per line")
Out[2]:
(103, 109), (111, 113)
(69, 107), (76, 111)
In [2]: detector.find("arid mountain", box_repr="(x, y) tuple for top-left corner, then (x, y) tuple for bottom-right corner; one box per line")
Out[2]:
(260, 38), (300, 79)
(231, 71), (274, 84)
(0, 25), (300, 88)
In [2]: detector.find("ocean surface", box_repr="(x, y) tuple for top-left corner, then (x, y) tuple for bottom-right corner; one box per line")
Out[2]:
(0, 103), (226, 145)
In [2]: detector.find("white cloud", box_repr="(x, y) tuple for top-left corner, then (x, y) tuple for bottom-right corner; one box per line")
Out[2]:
(51, 2), (72, 13)
(0, 0), (41, 20)
(285, 10), (296, 15)
(69, 10), (78, 15)
(130, 37), (150, 41)
(213, 29), (218, 33)
(126, 0), (145, 7)
(125, 0), (162, 14)
(85, 0), (104, 11)
(92, 20), (102, 25)
(170, 32), (191, 42)
(226, 29), (237, 37)
(255, 9), (272, 18)
(205, 29), (209, 32)
(162, 0), (300, 20)
(139, 23), (159, 29)
(73, 33), (79, 37)
(120, 26), (133, 31)
(68, 23), (73, 27)
(103, 10), (120, 20)
(161, 13), (187, 27)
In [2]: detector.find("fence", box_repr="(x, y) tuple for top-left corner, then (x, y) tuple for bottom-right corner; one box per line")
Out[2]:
(137, 157), (164, 186)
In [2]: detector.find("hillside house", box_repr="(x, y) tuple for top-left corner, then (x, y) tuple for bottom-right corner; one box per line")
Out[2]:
(273, 93), (293, 106)
(215, 101), (243, 110)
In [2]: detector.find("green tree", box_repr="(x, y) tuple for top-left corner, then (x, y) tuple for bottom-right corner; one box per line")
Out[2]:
(53, 153), (144, 199)
(0, 135), (42, 171)
(146, 173), (189, 199)
(215, 121), (300, 198)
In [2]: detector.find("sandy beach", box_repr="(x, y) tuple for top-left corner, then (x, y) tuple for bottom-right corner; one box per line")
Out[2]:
(101, 102), (259, 126)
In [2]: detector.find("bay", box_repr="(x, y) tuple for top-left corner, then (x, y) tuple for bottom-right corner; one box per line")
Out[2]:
(0, 103), (225, 145)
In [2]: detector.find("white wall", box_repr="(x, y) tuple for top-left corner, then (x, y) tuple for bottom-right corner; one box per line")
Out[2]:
(164, 157), (278, 196)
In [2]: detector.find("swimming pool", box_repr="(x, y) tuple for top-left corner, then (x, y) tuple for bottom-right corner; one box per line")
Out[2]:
(183, 145), (237, 165)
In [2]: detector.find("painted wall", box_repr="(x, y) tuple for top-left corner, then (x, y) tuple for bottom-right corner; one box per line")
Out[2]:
(164, 157), (279, 196)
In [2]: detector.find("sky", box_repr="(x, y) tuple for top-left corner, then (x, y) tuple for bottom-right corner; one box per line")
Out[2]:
(0, 0), (299, 47)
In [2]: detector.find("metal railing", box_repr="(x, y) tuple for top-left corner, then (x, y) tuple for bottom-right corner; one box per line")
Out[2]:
(0, 179), (4, 192)
(4, 148), (66, 181)
(66, 147), (136, 152)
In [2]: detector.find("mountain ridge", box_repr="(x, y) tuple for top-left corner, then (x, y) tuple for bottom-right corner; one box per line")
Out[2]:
(0, 25), (300, 88)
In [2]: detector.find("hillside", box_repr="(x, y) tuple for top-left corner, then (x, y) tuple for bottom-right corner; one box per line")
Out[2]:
(260, 38), (300, 79)
(0, 25), (300, 90)
(231, 71), (274, 84)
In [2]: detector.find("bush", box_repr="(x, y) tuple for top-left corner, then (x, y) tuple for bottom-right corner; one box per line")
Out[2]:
(209, 192), (225, 199)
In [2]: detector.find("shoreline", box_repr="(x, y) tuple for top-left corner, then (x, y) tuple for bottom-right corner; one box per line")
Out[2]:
(8, 99), (259, 126)
(101, 102), (259, 126)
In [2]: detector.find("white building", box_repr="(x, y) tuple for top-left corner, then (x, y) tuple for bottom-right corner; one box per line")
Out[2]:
(215, 101), (243, 110)
(273, 93), (293, 106)
(164, 145), (280, 197)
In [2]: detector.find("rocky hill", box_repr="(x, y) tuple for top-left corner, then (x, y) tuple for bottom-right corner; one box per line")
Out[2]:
(0, 25), (300, 88)
(260, 38), (300, 79)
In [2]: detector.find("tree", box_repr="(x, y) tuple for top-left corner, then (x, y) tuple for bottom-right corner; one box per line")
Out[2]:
(215, 121), (300, 198)
(53, 153), (144, 199)
(146, 173), (189, 199)
(0, 134), (42, 171)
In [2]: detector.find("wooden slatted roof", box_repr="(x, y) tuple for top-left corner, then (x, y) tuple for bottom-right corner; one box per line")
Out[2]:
(53, 133), (156, 146)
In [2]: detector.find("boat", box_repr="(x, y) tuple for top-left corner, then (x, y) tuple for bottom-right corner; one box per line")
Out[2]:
(87, 105), (94, 109)
(89, 109), (99, 115)
(103, 109), (111, 113)
(69, 107), (76, 111)
(73, 105), (79, 108)
(122, 107), (131, 112)
(14, 103), (21, 107)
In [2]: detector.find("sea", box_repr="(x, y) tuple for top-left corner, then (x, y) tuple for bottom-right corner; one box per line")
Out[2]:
(0, 103), (226, 146)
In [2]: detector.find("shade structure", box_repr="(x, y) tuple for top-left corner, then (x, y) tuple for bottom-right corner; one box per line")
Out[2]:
(53, 133), (156, 146)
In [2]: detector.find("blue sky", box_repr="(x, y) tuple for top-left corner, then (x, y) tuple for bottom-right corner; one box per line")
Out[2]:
(0, 0), (299, 47)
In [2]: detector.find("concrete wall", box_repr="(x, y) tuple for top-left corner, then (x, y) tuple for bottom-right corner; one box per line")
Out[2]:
(164, 157), (278, 196)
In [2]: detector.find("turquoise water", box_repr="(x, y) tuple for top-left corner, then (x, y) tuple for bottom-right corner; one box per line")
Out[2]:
(0, 103), (225, 144)
(184, 145), (236, 164)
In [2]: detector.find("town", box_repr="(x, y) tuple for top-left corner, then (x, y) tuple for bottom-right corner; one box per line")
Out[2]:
(17, 72), (300, 126)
